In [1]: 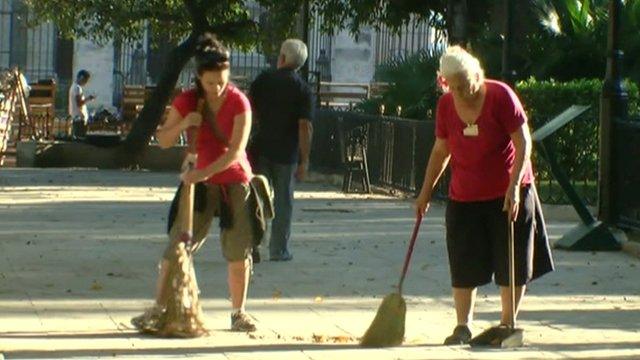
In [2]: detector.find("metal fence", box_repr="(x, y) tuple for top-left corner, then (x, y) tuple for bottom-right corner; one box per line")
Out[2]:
(113, 4), (333, 105)
(311, 110), (614, 208)
(312, 109), (448, 197)
(0, 0), (58, 81)
(374, 14), (447, 68)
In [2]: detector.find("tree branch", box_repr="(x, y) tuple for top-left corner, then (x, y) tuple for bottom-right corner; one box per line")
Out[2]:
(208, 19), (257, 37)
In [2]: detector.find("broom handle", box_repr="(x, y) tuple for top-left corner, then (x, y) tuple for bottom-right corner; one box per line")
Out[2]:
(508, 216), (516, 330)
(398, 213), (423, 293)
(181, 100), (204, 242)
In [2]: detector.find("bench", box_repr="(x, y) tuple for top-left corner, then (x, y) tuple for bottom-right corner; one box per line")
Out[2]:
(318, 82), (370, 109)
(121, 85), (147, 123)
(121, 85), (182, 135)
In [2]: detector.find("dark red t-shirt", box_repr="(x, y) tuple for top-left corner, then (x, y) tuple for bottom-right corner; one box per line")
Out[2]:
(172, 85), (252, 184)
(435, 79), (534, 202)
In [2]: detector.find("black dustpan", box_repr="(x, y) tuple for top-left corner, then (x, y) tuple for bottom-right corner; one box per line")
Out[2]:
(470, 219), (524, 348)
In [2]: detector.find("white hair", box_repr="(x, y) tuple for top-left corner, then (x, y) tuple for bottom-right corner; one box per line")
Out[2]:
(439, 45), (485, 81)
(280, 39), (308, 70)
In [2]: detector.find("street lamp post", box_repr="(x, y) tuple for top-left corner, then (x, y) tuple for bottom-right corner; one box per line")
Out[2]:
(301, 0), (310, 82)
(501, 0), (515, 87)
(554, 0), (624, 250)
(599, 0), (627, 225)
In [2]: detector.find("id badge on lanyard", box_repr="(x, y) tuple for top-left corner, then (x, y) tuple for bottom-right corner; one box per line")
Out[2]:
(463, 123), (479, 137)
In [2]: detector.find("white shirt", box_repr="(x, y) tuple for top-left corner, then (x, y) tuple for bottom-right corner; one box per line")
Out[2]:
(68, 83), (88, 122)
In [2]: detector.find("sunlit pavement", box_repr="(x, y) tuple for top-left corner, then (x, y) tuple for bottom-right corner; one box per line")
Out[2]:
(0, 169), (638, 359)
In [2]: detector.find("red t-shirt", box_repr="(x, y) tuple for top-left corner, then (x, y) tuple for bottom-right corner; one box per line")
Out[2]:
(435, 80), (534, 202)
(172, 85), (253, 184)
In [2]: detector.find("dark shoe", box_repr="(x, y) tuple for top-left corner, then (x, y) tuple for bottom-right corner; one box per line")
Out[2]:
(252, 247), (261, 264)
(444, 325), (472, 345)
(231, 311), (257, 332)
(269, 253), (293, 262)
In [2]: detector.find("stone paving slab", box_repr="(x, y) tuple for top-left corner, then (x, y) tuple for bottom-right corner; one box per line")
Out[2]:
(0, 169), (639, 359)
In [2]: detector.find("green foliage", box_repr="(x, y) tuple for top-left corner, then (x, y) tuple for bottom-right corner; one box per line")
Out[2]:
(25, 0), (262, 47)
(357, 50), (442, 120)
(310, 0), (445, 35)
(24, 0), (448, 48)
(472, 0), (640, 84)
(516, 77), (640, 204)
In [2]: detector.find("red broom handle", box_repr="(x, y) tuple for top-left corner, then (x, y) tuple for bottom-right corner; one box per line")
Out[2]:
(398, 213), (423, 293)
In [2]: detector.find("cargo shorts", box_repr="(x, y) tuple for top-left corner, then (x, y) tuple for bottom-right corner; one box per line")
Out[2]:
(163, 183), (254, 262)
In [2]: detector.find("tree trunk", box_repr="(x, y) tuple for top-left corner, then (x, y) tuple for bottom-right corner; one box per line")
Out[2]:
(116, 33), (199, 166)
(447, 0), (468, 46)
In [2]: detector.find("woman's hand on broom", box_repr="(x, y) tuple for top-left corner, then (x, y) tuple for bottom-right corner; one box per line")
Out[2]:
(415, 191), (431, 217)
(180, 112), (203, 130)
(181, 168), (207, 185)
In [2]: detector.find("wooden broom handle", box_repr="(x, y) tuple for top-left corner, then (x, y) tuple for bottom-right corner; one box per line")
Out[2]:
(181, 100), (204, 235)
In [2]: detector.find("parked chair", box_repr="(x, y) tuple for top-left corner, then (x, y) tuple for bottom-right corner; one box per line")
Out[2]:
(338, 118), (371, 193)
(28, 79), (56, 139)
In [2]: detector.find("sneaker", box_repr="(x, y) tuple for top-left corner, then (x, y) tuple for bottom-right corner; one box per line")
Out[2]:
(444, 325), (472, 345)
(230, 311), (257, 332)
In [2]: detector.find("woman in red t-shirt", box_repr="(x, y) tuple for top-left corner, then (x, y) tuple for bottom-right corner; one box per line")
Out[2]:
(132, 34), (257, 334)
(415, 46), (553, 344)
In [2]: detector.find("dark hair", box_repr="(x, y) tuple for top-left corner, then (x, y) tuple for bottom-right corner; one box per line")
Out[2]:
(195, 33), (230, 74)
(194, 33), (230, 97)
(77, 70), (90, 80)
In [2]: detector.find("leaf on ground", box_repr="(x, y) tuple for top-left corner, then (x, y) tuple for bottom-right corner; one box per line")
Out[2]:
(312, 334), (327, 343)
(272, 289), (282, 300)
(90, 280), (103, 291)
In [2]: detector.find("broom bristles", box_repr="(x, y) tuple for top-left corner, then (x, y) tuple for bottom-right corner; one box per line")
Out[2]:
(360, 292), (406, 347)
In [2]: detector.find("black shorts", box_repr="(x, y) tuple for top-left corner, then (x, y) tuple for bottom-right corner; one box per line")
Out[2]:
(445, 185), (536, 288)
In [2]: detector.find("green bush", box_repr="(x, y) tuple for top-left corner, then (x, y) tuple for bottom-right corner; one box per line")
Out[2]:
(516, 78), (640, 204)
(356, 49), (441, 120)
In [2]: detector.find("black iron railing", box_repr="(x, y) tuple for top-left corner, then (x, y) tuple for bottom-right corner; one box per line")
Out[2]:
(312, 109), (448, 197)
(311, 110), (629, 215)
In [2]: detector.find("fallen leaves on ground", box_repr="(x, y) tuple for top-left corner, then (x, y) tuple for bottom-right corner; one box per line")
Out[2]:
(312, 333), (357, 343)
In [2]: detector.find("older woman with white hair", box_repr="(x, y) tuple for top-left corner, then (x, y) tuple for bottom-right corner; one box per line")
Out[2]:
(415, 46), (553, 345)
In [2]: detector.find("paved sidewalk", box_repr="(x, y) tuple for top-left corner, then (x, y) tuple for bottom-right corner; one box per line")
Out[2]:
(0, 169), (638, 359)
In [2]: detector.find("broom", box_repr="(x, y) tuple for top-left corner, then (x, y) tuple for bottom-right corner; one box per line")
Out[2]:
(132, 101), (208, 338)
(360, 213), (423, 347)
(158, 100), (209, 337)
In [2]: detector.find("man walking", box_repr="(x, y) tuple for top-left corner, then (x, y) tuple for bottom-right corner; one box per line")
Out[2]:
(249, 39), (314, 262)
